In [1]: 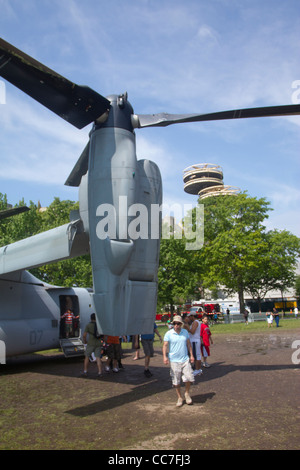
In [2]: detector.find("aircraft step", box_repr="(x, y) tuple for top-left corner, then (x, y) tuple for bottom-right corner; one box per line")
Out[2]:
(60, 337), (85, 358)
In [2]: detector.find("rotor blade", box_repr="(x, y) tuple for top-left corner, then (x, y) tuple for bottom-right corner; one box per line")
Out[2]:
(137, 104), (300, 128)
(0, 38), (111, 129)
(0, 206), (29, 221)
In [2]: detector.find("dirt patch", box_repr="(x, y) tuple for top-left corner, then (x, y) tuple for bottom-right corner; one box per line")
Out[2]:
(0, 329), (299, 450)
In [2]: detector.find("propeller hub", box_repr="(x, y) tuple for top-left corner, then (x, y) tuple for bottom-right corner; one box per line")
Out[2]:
(94, 93), (135, 132)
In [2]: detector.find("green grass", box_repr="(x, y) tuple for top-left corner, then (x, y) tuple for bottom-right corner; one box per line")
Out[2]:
(119, 318), (300, 352)
(36, 317), (300, 355)
(154, 317), (300, 340)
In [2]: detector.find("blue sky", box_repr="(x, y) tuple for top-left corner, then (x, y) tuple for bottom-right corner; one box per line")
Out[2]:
(0, 0), (299, 236)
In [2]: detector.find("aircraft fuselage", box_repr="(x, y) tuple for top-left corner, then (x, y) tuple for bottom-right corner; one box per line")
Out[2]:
(0, 270), (94, 359)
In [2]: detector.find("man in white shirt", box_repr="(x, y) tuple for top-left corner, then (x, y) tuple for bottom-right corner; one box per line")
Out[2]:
(163, 315), (195, 407)
(184, 312), (203, 377)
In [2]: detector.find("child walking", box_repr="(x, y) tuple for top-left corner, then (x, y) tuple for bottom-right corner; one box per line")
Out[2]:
(200, 314), (213, 367)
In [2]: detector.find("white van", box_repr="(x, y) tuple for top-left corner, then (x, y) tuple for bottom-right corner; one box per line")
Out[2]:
(220, 302), (240, 315)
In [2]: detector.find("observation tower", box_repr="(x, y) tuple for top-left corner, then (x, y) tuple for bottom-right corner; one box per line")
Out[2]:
(183, 163), (240, 200)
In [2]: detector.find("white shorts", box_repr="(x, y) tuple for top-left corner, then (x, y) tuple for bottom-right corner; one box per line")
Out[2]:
(201, 345), (209, 358)
(170, 359), (195, 386)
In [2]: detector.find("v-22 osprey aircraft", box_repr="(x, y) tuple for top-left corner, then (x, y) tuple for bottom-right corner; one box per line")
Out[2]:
(0, 38), (299, 361)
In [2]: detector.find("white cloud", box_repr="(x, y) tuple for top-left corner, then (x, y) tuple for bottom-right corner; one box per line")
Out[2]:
(196, 24), (220, 44)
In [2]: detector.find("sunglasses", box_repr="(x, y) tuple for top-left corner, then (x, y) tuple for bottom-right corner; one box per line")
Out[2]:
(173, 322), (182, 325)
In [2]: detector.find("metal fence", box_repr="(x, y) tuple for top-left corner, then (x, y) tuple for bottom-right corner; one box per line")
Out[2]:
(225, 312), (268, 324)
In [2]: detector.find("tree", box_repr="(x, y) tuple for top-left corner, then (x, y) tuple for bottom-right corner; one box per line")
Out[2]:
(158, 236), (201, 317)
(0, 194), (93, 288)
(199, 192), (300, 313)
(30, 198), (92, 287)
(243, 230), (300, 310)
(295, 275), (300, 300)
(38, 197), (79, 231)
(0, 195), (41, 246)
(200, 192), (273, 313)
(0, 192), (8, 211)
(32, 255), (92, 287)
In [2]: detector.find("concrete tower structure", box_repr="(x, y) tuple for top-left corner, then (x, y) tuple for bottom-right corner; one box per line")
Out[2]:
(183, 163), (240, 199)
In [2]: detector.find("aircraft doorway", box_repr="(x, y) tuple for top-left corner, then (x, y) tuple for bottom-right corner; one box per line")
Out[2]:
(59, 295), (80, 339)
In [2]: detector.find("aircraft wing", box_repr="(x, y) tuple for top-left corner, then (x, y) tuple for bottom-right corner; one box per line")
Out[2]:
(0, 219), (89, 275)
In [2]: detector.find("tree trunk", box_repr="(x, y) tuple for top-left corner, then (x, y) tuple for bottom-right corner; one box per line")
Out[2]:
(257, 296), (262, 312)
(238, 282), (245, 315)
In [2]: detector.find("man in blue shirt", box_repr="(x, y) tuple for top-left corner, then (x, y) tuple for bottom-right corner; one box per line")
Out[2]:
(163, 315), (195, 407)
(141, 323), (162, 377)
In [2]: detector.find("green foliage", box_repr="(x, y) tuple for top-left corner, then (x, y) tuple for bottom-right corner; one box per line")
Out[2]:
(38, 197), (79, 231)
(0, 194), (40, 246)
(33, 198), (92, 287)
(158, 191), (300, 314)
(158, 237), (196, 310)
(244, 230), (300, 305)
(295, 275), (300, 299)
(0, 194), (92, 288)
(201, 191), (271, 239)
(199, 192), (300, 312)
(31, 255), (92, 288)
(0, 192), (8, 210)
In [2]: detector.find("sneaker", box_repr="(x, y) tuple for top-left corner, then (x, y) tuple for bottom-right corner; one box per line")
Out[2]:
(184, 392), (193, 405)
(81, 371), (88, 378)
(176, 397), (183, 407)
(112, 367), (119, 373)
(104, 366), (110, 373)
(203, 362), (211, 368)
(193, 369), (203, 376)
(144, 369), (153, 377)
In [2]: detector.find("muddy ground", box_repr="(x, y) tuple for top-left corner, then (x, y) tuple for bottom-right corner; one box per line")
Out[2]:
(0, 329), (299, 451)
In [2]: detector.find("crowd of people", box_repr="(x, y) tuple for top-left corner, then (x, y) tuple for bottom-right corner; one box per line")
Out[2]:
(80, 312), (213, 408)
(74, 304), (298, 407)
(81, 313), (163, 379)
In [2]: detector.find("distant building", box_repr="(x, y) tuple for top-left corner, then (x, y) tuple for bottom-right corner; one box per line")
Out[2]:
(162, 215), (182, 238)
